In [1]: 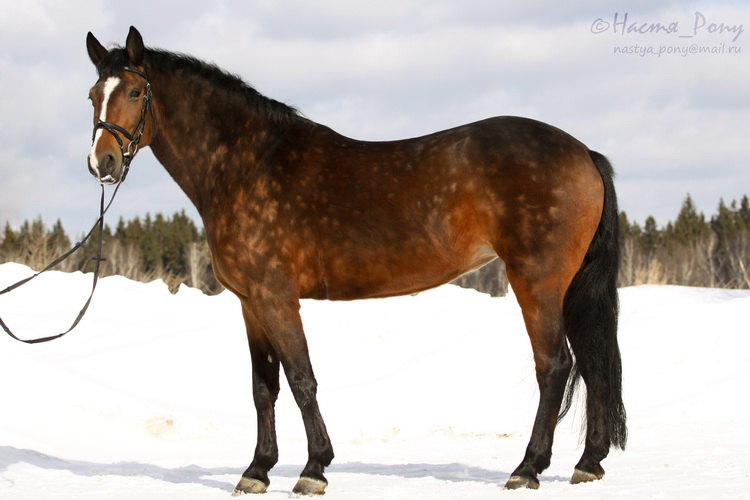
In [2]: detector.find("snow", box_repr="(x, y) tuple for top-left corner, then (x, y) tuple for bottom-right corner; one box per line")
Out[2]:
(1, 262), (749, 499)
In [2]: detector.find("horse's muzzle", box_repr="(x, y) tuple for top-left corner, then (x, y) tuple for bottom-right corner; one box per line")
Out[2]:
(88, 152), (122, 185)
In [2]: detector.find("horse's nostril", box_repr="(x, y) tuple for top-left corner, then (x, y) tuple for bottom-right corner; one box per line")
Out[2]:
(99, 153), (117, 176)
(103, 153), (116, 172)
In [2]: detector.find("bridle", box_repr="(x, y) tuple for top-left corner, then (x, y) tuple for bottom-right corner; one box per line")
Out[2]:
(91, 66), (152, 180)
(0, 66), (153, 344)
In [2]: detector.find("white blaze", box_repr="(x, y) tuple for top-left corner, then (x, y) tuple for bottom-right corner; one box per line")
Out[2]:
(88, 77), (121, 174)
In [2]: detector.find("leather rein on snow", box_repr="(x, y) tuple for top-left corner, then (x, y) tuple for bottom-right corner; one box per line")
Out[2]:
(0, 182), (126, 344)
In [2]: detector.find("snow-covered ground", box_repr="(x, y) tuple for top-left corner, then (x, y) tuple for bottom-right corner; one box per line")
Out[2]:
(1, 262), (749, 499)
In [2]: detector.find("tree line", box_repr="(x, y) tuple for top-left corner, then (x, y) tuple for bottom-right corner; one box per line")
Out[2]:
(2, 194), (749, 296)
(1, 211), (221, 294)
(618, 194), (750, 289)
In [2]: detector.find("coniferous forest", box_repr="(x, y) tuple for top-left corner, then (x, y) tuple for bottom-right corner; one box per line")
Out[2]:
(1, 211), (221, 294)
(2, 194), (749, 296)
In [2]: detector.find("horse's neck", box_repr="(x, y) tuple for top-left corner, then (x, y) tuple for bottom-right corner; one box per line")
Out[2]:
(147, 71), (276, 216)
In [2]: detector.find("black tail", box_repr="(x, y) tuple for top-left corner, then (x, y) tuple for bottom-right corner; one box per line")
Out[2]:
(559, 150), (627, 450)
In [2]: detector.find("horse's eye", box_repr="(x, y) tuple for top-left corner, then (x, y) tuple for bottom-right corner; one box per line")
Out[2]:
(129, 89), (141, 99)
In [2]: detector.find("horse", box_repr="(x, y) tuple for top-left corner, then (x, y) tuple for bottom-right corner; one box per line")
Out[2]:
(85, 27), (626, 495)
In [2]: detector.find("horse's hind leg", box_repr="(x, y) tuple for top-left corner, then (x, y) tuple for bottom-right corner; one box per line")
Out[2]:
(503, 267), (572, 490)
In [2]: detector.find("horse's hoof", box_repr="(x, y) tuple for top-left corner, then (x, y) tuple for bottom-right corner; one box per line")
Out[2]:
(571, 468), (604, 484)
(292, 476), (328, 496)
(232, 476), (268, 495)
(504, 475), (540, 490)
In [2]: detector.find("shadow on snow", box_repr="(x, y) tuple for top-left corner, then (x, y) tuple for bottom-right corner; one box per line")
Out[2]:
(0, 445), (568, 491)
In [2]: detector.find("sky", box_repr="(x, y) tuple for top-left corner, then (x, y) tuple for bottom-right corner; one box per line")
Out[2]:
(1, 0), (748, 235)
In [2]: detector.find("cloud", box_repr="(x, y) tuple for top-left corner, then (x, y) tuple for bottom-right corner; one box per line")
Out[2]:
(0, 0), (748, 234)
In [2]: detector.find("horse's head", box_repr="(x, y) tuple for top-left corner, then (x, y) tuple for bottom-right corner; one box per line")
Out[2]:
(86, 27), (154, 185)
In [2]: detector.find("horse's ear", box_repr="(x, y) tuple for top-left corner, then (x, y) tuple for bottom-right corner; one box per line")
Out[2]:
(86, 32), (108, 66)
(126, 26), (145, 66)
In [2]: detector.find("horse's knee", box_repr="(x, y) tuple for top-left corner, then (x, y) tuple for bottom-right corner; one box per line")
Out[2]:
(287, 372), (318, 407)
(252, 377), (279, 406)
(250, 357), (280, 406)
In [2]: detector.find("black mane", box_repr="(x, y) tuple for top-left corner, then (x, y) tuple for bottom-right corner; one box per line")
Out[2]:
(96, 47), (302, 125)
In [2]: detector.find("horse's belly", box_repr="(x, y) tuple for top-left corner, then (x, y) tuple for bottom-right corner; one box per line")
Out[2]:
(304, 243), (496, 300)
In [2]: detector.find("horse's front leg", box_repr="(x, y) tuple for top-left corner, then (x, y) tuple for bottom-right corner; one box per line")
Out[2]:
(234, 301), (281, 495)
(234, 292), (334, 496)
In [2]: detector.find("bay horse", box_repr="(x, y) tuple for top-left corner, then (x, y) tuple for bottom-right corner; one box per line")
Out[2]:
(85, 27), (626, 495)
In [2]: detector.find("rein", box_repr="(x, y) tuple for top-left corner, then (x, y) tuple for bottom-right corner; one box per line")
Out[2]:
(1, 182), (124, 343)
(0, 67), (151, 344)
